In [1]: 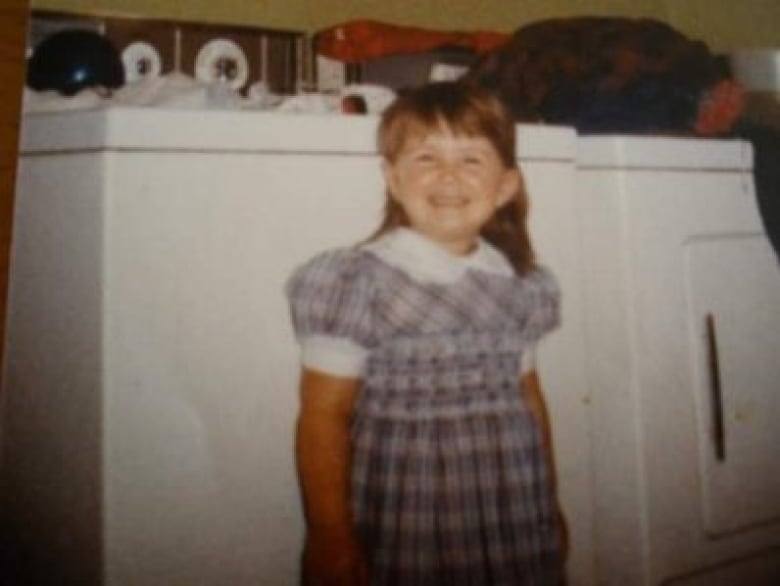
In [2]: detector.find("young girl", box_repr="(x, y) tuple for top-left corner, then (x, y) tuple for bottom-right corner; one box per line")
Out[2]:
(287, 81), (566, 586)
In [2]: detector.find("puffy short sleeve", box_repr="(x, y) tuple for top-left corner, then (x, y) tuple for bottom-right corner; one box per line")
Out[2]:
(519, 266), (561, 344)
(285, 249), (375, 377)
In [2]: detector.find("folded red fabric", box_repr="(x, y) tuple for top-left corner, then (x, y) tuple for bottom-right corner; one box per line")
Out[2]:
(315, 19), (508, 64)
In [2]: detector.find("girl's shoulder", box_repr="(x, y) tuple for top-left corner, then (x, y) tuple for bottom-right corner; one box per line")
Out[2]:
(512, 265), (561, 340)
(285, 246), (377, 297)
(519, 265), (560, 297)
(285, 247), (380, 370)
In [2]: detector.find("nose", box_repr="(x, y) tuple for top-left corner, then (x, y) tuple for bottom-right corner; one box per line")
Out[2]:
(437, 159), (460, 184)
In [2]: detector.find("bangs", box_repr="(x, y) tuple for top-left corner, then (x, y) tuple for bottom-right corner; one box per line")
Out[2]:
(378, 82), (516, 167)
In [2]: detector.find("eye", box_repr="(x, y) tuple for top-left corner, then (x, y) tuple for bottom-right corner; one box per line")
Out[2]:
(462, 153), (486, 166)
(412, 151), (436, 164)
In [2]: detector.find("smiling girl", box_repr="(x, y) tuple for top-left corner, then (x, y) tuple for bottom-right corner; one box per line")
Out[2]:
(287, 81), (566, 586)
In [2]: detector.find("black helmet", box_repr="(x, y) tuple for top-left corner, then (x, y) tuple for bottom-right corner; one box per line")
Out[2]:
(27, 29), (125, 96)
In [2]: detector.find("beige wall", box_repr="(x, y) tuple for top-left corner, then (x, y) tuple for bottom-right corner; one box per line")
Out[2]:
(30, 0), (780, 51)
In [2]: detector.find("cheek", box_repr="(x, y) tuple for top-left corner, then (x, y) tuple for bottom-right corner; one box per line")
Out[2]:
(399, 169), (435, 191)
(462, 171), (489, 186)
(461, 174), (500, 195)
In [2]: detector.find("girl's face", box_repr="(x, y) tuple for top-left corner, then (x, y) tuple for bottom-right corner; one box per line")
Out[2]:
(382, 126), (520, 255)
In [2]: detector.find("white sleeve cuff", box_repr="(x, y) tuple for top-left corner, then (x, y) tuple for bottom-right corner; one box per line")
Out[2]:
(299, 335), (369, 377)
(520, 345), (537, 376)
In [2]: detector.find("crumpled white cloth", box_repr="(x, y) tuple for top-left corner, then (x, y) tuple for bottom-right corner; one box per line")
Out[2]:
(23, 86), (106, 112)
(23, 72), (396, 115)
(112, 72), (230, 108)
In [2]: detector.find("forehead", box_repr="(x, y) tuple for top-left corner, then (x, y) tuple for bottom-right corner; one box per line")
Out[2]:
(398, 120), (493, 149)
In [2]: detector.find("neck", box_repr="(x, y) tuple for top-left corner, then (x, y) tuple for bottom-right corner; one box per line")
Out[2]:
(441, 238), (478, 256)
(403, 228), (479, 257)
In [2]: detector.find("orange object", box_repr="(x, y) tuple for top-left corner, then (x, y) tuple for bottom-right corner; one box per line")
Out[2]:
(694, 79), (746, 136)
(315, 19), (509, 64)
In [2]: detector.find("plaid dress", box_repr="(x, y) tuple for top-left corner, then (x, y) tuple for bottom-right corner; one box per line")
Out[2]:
(287, 229), (563, 586)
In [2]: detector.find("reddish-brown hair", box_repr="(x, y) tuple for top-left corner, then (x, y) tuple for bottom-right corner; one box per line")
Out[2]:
(372, 81), (536, 274)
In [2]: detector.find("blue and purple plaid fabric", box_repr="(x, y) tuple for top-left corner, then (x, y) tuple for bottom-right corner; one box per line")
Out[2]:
(287, 244), (563, 585)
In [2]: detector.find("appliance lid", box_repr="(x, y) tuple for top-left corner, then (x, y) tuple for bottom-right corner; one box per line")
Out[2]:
(577, 135), (753, 171)
(20, 107), (576, 162)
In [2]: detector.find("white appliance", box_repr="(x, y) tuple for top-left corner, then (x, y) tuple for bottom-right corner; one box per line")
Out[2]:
(3, 109), (591, 585)
(576, 136), (780, 585)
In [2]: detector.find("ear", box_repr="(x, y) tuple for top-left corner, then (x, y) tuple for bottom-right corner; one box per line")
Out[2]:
(382, 160), (401, 201)
(496, 168), (521, 208)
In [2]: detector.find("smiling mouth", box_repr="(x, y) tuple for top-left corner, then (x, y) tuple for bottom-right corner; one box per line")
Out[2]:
(429, 195), (468, 207)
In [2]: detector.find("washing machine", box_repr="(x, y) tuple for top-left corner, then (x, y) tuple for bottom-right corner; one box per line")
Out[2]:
(3, 108), (592, 585)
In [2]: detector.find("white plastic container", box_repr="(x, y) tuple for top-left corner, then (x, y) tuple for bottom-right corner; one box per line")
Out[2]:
(729, 49), (780, 127)
(730, 49), (780, 92)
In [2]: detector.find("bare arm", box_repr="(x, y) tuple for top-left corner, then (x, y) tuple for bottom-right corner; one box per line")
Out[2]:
(521, 369), (569, 558)
(296, 368), (369, 586)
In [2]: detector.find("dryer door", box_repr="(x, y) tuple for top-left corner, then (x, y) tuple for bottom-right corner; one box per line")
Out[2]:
(686, 235), (780, 535)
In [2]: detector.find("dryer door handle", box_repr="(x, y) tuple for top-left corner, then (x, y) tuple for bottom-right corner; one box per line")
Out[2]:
(705, 313), (726, 462)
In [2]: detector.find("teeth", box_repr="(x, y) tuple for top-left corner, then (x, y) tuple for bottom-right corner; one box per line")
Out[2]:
(430, 196), (467, 206)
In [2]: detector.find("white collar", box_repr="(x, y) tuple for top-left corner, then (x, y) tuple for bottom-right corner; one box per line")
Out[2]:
(362, 227), (514, 284)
